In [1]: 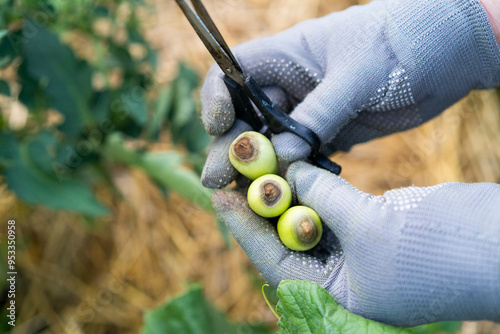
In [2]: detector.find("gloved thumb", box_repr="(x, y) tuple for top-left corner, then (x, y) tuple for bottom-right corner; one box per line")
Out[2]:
(212, 189), (335, 287)
(286, 161), (369, 248)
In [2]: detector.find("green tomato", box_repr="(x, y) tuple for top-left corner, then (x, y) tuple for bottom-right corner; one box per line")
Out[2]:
(277, 206), (322, 251)
(247, 174), (292, 218)
(229, 131), (278, 180)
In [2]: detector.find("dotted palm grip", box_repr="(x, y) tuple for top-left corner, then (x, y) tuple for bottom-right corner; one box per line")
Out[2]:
(224, 75), (342, 175)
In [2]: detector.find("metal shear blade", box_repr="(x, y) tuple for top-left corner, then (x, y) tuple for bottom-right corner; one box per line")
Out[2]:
(174, 0), (246, 86)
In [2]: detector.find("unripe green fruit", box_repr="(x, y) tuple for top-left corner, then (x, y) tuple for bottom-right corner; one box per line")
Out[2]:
(277, 206), (323, 251)
(247, 174), (292, 218)
(229, 131), (278, 180)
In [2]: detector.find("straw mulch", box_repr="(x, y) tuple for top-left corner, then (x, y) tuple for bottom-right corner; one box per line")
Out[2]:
(1, 0), (500, 333)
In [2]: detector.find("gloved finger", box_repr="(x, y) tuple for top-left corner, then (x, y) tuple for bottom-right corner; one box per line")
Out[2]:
(200, 64), (291, 137)
(201, 64), (234, 136)
(286, 161), (370, 249)
(234, 37), (323, 103)
(201, 32), (324, 135)
(213, 190), (342, 288)
(201, 85), (288, 189)
(201, 119), (252, 189)
(272, 79), (355, 162)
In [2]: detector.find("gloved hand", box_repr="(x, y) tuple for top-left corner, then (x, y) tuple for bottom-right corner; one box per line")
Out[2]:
(201, 0), (500, 188)
(213, 161), (500, 327)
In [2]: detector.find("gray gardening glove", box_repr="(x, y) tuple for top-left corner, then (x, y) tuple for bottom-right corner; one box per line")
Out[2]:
(213, 161), (500, 327)
(201, 0), (500, 188)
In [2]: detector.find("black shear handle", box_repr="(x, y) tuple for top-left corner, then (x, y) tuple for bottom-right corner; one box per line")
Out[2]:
(223, 76), (341, 175)
(223, 76), (263, 131)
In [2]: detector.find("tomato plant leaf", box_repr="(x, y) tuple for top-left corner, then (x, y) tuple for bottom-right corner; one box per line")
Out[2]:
(166, 63), (210, 165)
(139, 152), (213, 211)
(4, 132), (109, 216)
(411, 322), (461, 334)
(89, 90), (111, 122)
(276, 280), (412, 334)
(177, 62), (199, 88)
(185, 117), (210, 154)
(17, 61), (51, 111)
(0, 30), (20, 69)
(0, 132), (17, 165)
(120, 85), (147, 126)
(141, 285), (273, 334)
(23, 20), (93, 135)
(93, 6), (109, 17)
(109, 43), (135, 73)
(171, 79), (197, 131)
(144, 85), (173, 140)
(0, 80), (10, 96)
(103, 133), (212, 210)
(170, 63), (199, 131)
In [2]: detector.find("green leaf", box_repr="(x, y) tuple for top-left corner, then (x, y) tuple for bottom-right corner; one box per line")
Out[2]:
(166, 63), (210, 158)
(108, 92), (143, 138)
(411, 322), (461, 334)
(0, 30), (7, 41)
(143, 45), (158, 69)
(187, 153), (206, 176)
(0, 80), (10, 96)
(102, 133), (234, 240)
(141, 285), (273, 334)
(0, 132), (17, 164)
(3, 132), (109, 216)
(119, 85), (147, 126)
(92, 6), (109, 17)
(103, 133), (212, 210)
(18, 61), (50, 110)
(127, 26), (146, 45)
(0, 30), (20, 69)
(0, 54), (12, 68)
(144, 85), (173, 139)
(184, 117), (210, 154)
(171, 77), (197, 130)
(177, 62), (200, 88)
(109, 43), (135, 73)
(89, 90), (111, 121)
(277, 281), (412, 334)
(26, 130), (64, 175)
(23, 20), (93, 134)
(169, 63), (200, 132)
(139, 152), (213, 211)
(103, 132), (143, 165)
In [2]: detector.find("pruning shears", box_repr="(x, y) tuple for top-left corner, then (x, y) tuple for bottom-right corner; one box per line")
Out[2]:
(174, 0), (341, 175)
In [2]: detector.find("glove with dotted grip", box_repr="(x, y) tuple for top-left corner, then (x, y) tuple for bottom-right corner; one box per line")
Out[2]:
(200, 0), (500, 189)
(213, 161), (500, 327)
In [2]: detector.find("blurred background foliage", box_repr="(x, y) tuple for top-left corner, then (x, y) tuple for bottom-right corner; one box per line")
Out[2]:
(0, 0), (499, 333)
(0, 0), (212, 216)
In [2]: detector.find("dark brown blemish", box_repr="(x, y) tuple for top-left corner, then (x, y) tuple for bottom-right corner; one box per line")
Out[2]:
(232, 136), (257, 162)
(260, 180), (282, 206)
(298, 219), (316, 243)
